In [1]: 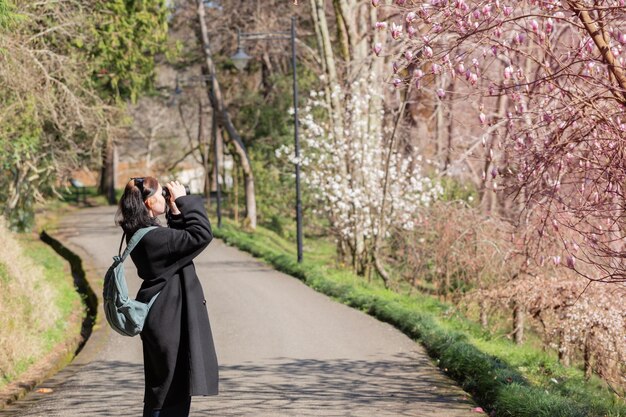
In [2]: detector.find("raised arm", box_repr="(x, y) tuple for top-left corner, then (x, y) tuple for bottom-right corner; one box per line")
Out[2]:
(166, 195), (213, 268)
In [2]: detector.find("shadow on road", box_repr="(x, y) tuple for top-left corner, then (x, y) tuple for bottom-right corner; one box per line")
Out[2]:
(201, 353), (471, 416)
(0, 361), (144, 416)
(3, 354), (472, 416)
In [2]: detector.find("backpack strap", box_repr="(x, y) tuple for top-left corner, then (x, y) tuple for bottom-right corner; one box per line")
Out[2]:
(118, 233), (126, 257)
(120, 226), (158, 262)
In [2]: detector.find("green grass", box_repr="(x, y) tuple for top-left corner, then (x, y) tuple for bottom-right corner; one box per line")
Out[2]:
(17, 235), (82, 348)
(211, 218), (626, 417)
(0, 235), (83, 388)
(0, 263), (9, 284)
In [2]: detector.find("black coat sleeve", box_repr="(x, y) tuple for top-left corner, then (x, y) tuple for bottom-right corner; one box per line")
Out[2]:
(166, 195), (213, 269)
(166, 210), (185, 230)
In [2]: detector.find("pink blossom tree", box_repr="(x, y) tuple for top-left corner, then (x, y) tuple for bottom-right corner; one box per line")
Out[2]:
(374, 0), (626, 283)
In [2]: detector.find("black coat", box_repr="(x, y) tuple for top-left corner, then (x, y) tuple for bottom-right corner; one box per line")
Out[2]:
(129, 195), (218, 409)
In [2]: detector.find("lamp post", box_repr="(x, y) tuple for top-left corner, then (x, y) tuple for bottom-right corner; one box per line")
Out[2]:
(212, 101), (222, 228)
(231, 17), (302, 263)
(171, 73), (222, 228)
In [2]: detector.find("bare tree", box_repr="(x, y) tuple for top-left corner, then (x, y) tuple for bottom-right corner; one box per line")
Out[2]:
(196, 0), (257, 229)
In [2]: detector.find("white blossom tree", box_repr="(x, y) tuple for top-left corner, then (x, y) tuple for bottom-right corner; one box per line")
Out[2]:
(278, 79), (442, 284)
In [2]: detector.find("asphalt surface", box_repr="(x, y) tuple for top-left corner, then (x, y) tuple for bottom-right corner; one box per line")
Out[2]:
(1, 205), (480, 416)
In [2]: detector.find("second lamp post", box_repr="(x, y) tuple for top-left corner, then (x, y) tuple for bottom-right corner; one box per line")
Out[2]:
(231, 17), (303, 263)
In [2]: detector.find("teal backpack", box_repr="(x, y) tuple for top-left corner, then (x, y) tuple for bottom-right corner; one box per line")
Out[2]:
(103, 226), (160, 337)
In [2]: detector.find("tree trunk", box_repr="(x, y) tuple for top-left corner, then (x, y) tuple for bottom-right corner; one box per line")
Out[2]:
(479, 299), (489, 328)
(332, 0), (350, 61)
(373, 252), (390, 288)
(443, 268), (451, 300)
(557, 329), (571, 367)
(513, 301), (525, 344)
(211, 124), (224, 193)
(99, 136), (116, 205)
(261, 52), (274, 95)
(367, 5), (383, 135)
(5, 163), (29, 215)
(584, 335), (593, 380)
(569, 1), (626, 105)
(443, 78), (455, 172)
(311, 0), (344, 140)
(313, 0), (340, 88)
(234, 163), (239, 223)
(196, 101), (211, 202)
(309, 0), (327, 75)
(333, 0), (370, 79)
(435, 78), (446, 164)
(196, 0), (256, 229)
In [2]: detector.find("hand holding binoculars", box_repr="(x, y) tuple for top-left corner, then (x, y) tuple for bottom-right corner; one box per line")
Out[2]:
(162, 184), (191, 201)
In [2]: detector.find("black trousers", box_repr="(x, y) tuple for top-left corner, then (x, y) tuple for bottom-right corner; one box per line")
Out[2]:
(143, 397), (191, 417)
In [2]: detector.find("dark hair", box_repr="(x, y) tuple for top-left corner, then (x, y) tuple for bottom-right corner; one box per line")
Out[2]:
(115, 176), (160, 235)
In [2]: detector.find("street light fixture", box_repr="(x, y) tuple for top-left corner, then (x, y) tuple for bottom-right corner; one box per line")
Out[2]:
(230, 34), (252, 71)
(230, 49), (251, 71)
(230, 17), (303, 263)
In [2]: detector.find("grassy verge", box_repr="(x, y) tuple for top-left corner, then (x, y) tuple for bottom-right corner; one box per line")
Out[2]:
(19, 237), (82, 347)
(0, 231), (82, 390)
(211, 218), (626, 417)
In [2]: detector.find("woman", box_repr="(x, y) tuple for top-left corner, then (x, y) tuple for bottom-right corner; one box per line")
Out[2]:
(116, 177), (218, 417)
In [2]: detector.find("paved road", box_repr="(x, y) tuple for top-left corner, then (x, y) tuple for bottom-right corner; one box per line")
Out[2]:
(2, 206), (480, 416)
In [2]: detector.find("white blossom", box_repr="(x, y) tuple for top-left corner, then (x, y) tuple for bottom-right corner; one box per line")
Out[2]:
(277, 78), (441, 252)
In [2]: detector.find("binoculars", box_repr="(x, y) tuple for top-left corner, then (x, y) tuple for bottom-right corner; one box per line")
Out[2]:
(162, 185), (191, 201)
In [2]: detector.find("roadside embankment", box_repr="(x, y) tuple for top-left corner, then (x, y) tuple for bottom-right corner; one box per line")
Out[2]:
(0, 216), (97, 409)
